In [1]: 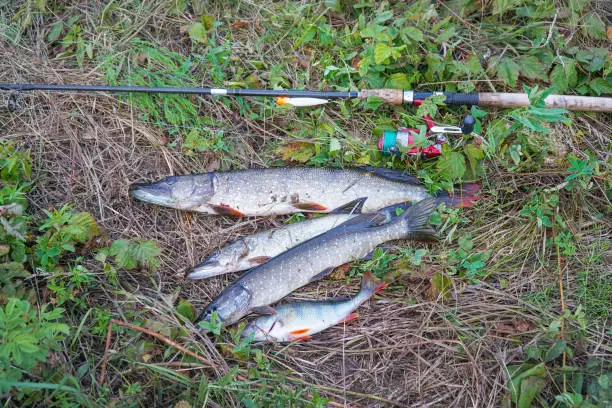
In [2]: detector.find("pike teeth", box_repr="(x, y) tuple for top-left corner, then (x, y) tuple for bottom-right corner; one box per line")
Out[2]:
(276, 97), (329, 107)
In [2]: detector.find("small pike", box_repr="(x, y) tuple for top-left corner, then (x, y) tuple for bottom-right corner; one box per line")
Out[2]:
(242, 271), (387, 342)
(195, 198), (437, 328)
(187, 198), (369, 279)
(129, 167), (479, 217)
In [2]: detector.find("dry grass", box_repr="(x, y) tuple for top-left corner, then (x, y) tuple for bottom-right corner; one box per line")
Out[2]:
(1, 2), (610, 406)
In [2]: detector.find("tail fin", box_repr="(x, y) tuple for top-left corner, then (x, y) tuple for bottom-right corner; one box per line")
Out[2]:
(330, 197), (367, 214)
(396, 197), (437, 237)
(360, 271), (389, 296)
(435, 183), (480, 208)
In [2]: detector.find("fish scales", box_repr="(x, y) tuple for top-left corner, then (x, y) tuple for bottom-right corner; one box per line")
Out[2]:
(208, 168), (418, 214)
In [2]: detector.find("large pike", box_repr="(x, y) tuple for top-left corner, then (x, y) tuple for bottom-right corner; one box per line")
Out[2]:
(195, 198), (437, 327)
(129, 166), (478, 217)
(241, 271), (387, 342)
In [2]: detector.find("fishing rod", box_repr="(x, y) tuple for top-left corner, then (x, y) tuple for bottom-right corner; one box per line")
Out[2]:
(1, 83), (611, 112)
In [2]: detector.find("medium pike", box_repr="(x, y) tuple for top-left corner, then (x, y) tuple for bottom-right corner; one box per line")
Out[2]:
(195, 198), (437, 327)
(241, 271), (387, 342)
(129, 166), (478, 217)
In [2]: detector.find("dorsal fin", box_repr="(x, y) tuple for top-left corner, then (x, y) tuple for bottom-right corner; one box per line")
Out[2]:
(330, 197), (367, 214)
(357, 166), (420, 185)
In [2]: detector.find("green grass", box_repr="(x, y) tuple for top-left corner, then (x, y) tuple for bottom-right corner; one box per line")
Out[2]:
(0, 0), (610, 407)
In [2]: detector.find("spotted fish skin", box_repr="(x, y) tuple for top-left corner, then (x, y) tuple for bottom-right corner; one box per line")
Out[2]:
(241, 271), (387, 342)
(195, 198), (437, 327)
(130, 167), (478, 217)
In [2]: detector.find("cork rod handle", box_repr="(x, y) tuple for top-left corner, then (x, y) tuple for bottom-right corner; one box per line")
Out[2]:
(478, 93), (612, 112)
(359, 89), (404, 105)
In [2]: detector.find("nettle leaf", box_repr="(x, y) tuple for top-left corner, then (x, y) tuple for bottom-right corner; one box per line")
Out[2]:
(582, 12), (606, 40)
(492, 57), (520, 87)
(402, 26), (423, 42)
(465, 55), (484, 76)
(386, 72), (412, 89)
(437, 150), (466, 181)
(549, 59), (578, 92)
(589, 78), (612, 95)
(518, 56), (548, 81)
(374, 43), (392, 65)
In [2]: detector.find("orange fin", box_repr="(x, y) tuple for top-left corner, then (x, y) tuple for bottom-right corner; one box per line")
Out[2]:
(248, 256), (271, 264)
(292, 202), (328, 212)
(340, 312), (359, 323)
(289, 328), (310, 335)
(362, 271), (389, 294)
(210, 204), (245, 217)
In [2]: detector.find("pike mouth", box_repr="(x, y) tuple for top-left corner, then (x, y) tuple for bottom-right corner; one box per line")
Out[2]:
(186, 259), (227, 280)
(129, 182), (174, 206)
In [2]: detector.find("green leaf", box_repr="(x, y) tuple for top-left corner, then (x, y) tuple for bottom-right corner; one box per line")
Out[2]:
(133, 240), (162, 271)
(589, 78), (612, 96)
(109, 239), (161, 271)
(200, 14), (215, 30)
(465, 55), (484, 75)
(437, 151), (466, 181)
(518, 56), (548, 81)
(493, 57), (520, 87)
(549, 64), (568, 92)
(544, 339), (567, 362)
(374, 10), (393, 23)
(428, 272), (452, 301)
(402, 26), (423, 42)
(517, 376), (546, 408)
(386, 73), (412, 89)
(109, 239), (136, 270)
(63, 212), (99, 243)
(436, 26), (456, 43)
(188, 22), (208, 44)
(176, 299), (196, 321)
(329, 138), (341, 153)
(464, 144), (485, 177)
(374, 43), (391, 65)
(582, 12), (606, 40)
(47, 22), (63, 42)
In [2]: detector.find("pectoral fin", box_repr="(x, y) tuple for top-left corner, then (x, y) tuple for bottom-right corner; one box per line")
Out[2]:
(251, 306), (276, 315)
(288, 328), (311, 341)
(340, 312), (359, 323)
(309, 267), (334, 283)
(210, 204), (245, 217)
(292, 202), (328, 212)
(248, 256), (271, 264)
(330, 197), (367, 214)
